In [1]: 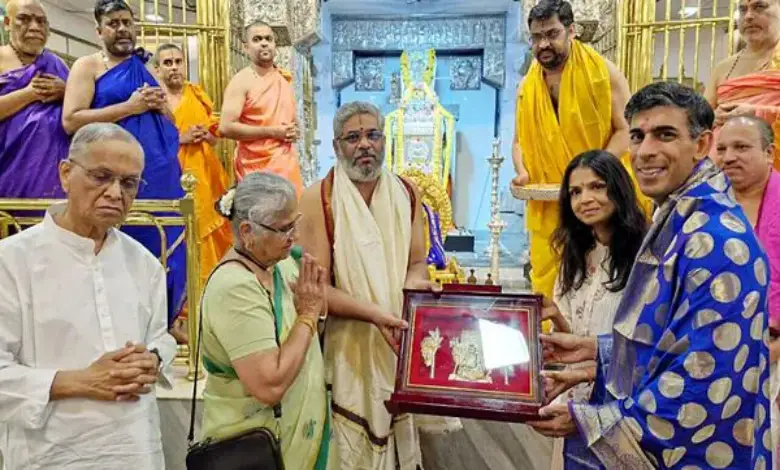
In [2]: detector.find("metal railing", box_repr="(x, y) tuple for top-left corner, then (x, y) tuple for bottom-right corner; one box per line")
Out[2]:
(618, 0), (737, 92)
(129, 0), (233, 182)
(0, 175), (203, 381)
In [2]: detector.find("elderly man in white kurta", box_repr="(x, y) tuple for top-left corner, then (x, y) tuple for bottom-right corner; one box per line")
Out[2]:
(0, 122), (176, 469)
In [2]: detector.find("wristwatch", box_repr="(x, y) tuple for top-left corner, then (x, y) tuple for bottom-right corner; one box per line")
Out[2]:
(150, 348), (163, 370)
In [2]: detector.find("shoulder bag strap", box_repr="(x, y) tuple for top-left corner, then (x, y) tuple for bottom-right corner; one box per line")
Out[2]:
(187, 258), (283, 444)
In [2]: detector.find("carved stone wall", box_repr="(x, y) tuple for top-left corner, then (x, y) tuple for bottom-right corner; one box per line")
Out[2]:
(451, 57), (483, 90)
(243, 0), (292, 45)
(242, 0), (321, 47)
(229, 0), (248, 74)
(291, 0), (321, 49)
(592, 1), (618, 62)
(355, 57), (386, 91)
(522, 0), (617, 60)
(331, 15), (507, 89)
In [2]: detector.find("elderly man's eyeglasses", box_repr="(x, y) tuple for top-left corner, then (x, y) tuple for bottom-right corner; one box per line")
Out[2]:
(254, 213), (302, 239)
(69, 159), (146, 195)
(339, 130), (384, 145)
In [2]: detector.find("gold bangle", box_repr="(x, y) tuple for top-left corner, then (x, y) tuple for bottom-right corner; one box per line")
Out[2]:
(296, 316), (317, 336)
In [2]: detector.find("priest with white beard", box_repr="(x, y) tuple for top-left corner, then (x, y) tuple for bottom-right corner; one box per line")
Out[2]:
(0, 122), (175, 469)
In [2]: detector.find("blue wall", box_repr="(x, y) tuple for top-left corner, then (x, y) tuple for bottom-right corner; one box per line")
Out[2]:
(339, 56), (499, 230)
(312, 2), (530, 238)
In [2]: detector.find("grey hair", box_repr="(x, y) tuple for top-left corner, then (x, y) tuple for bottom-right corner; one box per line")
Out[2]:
(229, 172), (296, 237)
(69, 122), (144, 162)
(724, 115), (776, 150)
(153, 42), (182, 66)
(333, 101), (385, 139)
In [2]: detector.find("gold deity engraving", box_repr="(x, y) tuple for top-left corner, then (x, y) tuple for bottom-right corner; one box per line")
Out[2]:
(449, 329), (492, 383)
(421, 328), (443, 378)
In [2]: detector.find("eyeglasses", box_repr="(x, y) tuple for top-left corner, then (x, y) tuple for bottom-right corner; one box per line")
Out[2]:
(339, 130), (384, 145)
(254, 213), (302, 239)
(69, 159), (146, 195)
(530, 28), (564, 45)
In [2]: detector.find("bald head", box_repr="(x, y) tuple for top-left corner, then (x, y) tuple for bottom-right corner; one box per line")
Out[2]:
(4, 0), (49, 57)
(714, 115), (775, 193)
(6, 0), (44, 16)
(723, 115), (775, 150)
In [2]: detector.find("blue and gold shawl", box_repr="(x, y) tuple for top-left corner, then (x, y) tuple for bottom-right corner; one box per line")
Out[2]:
(569, 158), (772, 469)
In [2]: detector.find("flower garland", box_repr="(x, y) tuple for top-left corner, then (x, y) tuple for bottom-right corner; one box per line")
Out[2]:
(383, 110), (397, 171)
(400, 168), (452, 236)
(432, 113), (443, 182)
(216, 187), (236, 218)
(423, 49), (436, 85)
(396, 111), (405, 170)
(400, 49), (436, 89)
(400, 52), (411, 88)
(442, 112), (454, 192)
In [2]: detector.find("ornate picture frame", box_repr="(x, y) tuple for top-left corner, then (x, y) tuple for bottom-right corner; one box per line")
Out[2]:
(386, 289), (545, 422)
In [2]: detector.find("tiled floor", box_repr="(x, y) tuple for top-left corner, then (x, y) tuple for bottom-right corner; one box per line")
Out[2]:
(421, 420), (553, 470)
(160, 369), (554, 470)
(159, 231), (547, 470)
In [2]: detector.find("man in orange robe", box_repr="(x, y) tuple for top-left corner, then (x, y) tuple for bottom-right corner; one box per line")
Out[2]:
(156, 43), (232, 317)
(219, 20), (302, 196)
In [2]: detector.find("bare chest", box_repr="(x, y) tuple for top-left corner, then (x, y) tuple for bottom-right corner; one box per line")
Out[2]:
(544, 73), (562, 109)
(0, 47), (23, 74)
(726, 53), (772, 81)
(741, 198), (762, 228)
(167, 94), (183, 113)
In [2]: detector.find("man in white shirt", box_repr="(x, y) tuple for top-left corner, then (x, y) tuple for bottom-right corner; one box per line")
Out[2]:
(0, 122), (176, 469)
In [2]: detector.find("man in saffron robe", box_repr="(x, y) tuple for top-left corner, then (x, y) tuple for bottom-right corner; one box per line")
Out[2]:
(61, 0), (185, 325)
(219, 20), (302, 196)
(705, 0), (780, 171)
(156, 43), (232, 308)
(511, 0), (638, 299)
(0, 0), (68, 198)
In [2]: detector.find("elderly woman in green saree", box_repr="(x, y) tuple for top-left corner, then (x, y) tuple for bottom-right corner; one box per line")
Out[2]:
(199, 171), (330, 469)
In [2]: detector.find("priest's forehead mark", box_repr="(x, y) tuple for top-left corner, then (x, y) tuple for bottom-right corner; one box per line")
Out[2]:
(347, 113), (380, 132)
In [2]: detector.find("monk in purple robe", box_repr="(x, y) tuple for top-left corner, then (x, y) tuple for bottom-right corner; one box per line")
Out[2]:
(0, 0), (69, 198)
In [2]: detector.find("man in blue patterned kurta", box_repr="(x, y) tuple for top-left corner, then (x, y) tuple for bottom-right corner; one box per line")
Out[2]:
(528, 81), (772, 469)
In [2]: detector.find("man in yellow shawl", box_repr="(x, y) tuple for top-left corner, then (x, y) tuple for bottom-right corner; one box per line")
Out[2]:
(512, 0), (638, 299)
(155, 43), (232, 326)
